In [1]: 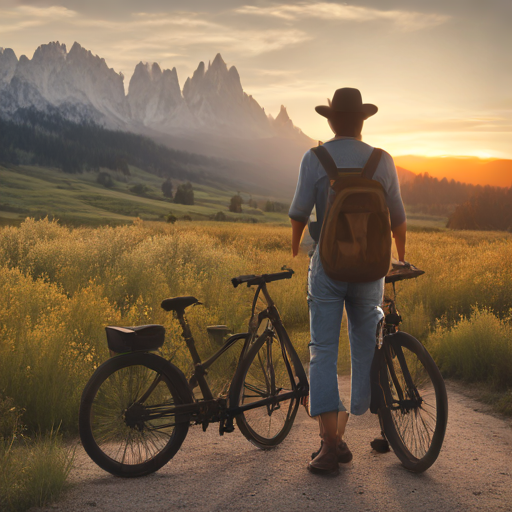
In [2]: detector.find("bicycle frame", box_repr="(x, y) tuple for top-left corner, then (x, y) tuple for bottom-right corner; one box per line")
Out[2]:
(137, 280), (309, 433)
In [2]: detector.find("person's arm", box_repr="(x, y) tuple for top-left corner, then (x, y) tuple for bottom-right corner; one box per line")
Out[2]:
(392, 220), (406, 261)
(288, 150), (316, 256)
(291, 219), (307, 257)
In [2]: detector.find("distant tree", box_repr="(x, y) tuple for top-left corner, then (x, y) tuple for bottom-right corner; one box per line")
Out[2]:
(229, 194), (243, 213)
(96, 171), (114, 188)
(129, 183), (148, 195)
(447, 187), (512, 231)
(213, 211), (226, 222)
(115, 157), (130, 175)
(174, 182), (194, 205)
(167, 213), (177, 224)
(265, 200), (275, 212)
(247, 198), (258, 208)
(161, 178), (174, 198)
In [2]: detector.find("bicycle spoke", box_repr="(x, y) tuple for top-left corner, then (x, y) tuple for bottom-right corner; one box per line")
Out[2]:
(386, 345), (439, 460)
(89, 364), (179, 466)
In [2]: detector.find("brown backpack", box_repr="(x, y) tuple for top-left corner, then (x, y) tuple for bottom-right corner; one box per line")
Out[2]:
(311, 145), (391, 283)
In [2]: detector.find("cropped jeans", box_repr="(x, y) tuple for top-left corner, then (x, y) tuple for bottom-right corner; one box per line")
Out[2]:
(308, 246), (384, 417)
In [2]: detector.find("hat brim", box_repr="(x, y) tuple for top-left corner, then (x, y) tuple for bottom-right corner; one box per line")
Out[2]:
(315, 104), (378, 120)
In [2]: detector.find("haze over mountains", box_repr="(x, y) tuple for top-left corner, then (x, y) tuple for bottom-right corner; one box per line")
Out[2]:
(1, 42), (510, 195)
(0, 42), (315, 195)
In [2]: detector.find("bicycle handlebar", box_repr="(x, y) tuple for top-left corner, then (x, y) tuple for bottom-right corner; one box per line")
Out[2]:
(232, 268), (294, 288)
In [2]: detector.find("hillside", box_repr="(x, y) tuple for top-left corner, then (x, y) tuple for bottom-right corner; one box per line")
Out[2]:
(0, 163), (290, 227)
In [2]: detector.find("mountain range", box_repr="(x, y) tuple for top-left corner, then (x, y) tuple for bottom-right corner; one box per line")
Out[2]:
(1, 42), (510, 196)
(0, 42), (314, 196)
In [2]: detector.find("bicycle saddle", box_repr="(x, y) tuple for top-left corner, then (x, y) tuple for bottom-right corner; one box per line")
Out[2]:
(160, 296), (199, 313)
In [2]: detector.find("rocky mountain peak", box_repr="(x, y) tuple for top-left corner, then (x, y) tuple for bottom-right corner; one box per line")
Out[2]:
(0, 47), (18, 85)
(210, 53), (227, 72)
(127, 60), (191, 129)
(275, 105), (291, 125)
(0, 42), (312, 144)
(32, 41), (67, 64)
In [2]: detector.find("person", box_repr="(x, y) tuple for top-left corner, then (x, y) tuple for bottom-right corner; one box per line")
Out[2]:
(289, 88), (407, 474)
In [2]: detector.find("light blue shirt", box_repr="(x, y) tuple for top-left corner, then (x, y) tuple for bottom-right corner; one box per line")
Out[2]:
(289, 137), (406, 242)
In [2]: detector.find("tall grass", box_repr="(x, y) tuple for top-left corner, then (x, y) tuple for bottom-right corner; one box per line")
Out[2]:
(1, 218), (511, 436)
(0, 432), (74, 512)
(427, 308), (512, 388)
(0, 218), (309, 434)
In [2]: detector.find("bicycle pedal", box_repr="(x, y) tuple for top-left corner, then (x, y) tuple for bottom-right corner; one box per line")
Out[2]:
(370, 437), (390, 453)
(220, 418), (235, 434)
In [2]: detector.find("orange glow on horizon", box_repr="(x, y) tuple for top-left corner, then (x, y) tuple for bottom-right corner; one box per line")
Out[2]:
(393, 155), (512, 188)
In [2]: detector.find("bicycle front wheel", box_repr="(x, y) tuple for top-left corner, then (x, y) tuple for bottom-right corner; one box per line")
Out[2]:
(79, 352), (191, 477)
(379, 332), (448, 473)
(231, 317), (301, 448)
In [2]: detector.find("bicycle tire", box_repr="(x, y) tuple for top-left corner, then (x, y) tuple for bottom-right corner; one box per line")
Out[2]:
(378, 332), (448, 473)
(79, 352), (192, 477)
(231, 317), (301, 448)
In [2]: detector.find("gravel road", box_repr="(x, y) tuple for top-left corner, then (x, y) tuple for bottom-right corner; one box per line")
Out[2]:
(33, 378), (512, 512)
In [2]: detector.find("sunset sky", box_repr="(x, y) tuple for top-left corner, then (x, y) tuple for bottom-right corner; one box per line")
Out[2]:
(1, 0), (511, 159)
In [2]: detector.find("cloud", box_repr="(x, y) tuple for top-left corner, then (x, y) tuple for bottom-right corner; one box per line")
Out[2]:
(0, 6), (307, 58)
(236, 2), (450, 31)
(0, 4), (76, 33)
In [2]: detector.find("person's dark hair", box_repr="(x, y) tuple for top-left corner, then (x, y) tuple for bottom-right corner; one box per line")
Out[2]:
(328, 112), (365, 138)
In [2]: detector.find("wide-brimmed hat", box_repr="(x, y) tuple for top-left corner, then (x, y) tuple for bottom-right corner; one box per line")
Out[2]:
(315, 88), (378, 120)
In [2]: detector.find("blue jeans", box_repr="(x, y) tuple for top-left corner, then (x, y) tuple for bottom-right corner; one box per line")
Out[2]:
(308, 247), (384, 417)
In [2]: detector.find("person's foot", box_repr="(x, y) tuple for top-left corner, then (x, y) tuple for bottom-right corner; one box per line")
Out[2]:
(311, 439), (353, 463)
(308, 437), (339, 475)
(370, 436), (390, 453)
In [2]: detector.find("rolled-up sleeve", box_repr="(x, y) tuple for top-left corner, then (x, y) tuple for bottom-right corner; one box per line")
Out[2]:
(289, 150), (317, 223)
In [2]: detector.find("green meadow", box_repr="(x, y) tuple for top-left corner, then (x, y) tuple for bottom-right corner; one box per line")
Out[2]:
(0, 164), (447, 229)
(0, 164), (289, 227)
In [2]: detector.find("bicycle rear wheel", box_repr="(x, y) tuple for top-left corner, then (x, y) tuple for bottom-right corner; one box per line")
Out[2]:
(378, 332), (448, 473)
(79, 352), (191, 477)
(231, 317), (301, 448)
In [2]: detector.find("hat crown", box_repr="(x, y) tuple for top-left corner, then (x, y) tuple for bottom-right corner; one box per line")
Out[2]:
(331, 88), (364, 110)
(315, 87), (378, 119)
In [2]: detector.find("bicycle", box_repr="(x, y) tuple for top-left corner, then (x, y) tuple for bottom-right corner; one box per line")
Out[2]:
(78, 264), (448, 478)
(369, 262), (448, 473)
(79, 268), (309, 478)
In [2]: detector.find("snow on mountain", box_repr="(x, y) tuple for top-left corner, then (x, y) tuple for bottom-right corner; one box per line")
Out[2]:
(0, 42), (129, 125)
(0, 41), (314, 176)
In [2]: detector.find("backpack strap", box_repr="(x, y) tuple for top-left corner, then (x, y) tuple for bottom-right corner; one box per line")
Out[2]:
(361, 148), (383, 180)
(311, 146), (339, 181)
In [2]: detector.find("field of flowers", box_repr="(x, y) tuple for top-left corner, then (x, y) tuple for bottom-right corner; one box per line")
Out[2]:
(1, 218), (512, 438)
(1, 218), (512, 509)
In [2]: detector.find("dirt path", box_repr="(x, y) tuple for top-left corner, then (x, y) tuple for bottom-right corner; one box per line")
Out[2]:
(32, 379), (512, 512)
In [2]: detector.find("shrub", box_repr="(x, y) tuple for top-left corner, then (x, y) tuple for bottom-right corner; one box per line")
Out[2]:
(427, 308), (512, 388)
(129, 183), (148, 195)
(182, 215), (192, 221)
(96, 171), (114, 188)
(161, 178), (173, 199)
(174, 182), (194, 205)
(229, 194), (243, 213)
(166, 214), (177, 224)
(213, 211), (226, 221)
